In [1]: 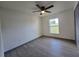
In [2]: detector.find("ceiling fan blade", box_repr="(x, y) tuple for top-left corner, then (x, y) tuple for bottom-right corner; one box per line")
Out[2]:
(32, 11), (40, 13)
(45, 5), (54, 10)
(45, 11), (51, 13)
(36, 4), (42, 10)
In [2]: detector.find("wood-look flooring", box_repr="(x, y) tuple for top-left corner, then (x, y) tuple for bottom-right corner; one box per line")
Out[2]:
(4, 37), (79, 57)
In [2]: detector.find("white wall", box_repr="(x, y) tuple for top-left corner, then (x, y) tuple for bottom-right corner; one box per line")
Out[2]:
(0, 15), (4, 56)
(0, 8), (41, 52)
(41, 8), (75, 40)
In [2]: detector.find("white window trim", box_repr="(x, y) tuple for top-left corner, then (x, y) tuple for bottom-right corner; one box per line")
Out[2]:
(48, 18), (60, 34)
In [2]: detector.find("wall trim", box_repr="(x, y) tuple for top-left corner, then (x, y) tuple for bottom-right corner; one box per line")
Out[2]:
(42, 35), (76, 43)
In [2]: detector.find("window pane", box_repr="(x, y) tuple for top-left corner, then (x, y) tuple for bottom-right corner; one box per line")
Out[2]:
(49, 18), (59, 34)
(49, 18), (59, 26)
(50, 26), (59, 34)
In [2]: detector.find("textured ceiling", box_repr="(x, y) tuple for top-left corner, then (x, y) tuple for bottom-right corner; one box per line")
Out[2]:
(0, 1), (76, 16)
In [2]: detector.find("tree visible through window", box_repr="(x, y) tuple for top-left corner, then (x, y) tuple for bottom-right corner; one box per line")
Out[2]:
(49, 18), (59, 34)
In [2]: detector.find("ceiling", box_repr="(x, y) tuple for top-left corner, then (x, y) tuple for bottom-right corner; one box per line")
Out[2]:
(0, 1), (76, 16)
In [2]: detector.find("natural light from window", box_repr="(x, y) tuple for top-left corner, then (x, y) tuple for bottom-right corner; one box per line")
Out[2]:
(49, 18), (59, 34)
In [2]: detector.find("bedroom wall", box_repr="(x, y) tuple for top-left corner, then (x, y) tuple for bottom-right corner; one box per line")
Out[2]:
(0, 8), (41, 52)
(41, 8), (75, 40)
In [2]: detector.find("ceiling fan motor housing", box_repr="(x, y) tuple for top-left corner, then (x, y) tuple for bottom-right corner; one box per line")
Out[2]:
(41, 6), (45, 11)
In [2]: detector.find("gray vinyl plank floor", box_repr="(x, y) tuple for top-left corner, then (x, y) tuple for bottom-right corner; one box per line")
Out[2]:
(4, 37), (79, 57)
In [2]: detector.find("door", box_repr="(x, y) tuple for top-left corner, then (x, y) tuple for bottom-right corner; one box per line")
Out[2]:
(0, 16), (4, 57)
(75, 2), (79, 47)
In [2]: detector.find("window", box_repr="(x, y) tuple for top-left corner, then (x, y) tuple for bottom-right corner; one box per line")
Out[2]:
(49, 18), (59, 34)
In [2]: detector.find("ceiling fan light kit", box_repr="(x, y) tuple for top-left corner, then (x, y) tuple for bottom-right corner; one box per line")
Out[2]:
(41, 11), (45, 13)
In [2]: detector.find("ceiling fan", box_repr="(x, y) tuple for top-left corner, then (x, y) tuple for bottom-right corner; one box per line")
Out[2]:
(33, 4), (54, 15)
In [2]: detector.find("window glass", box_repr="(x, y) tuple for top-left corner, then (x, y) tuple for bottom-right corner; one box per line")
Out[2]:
(49, 18), (59, 34)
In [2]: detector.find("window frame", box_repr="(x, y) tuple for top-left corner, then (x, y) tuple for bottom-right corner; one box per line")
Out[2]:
(48, 18), (60, 34)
